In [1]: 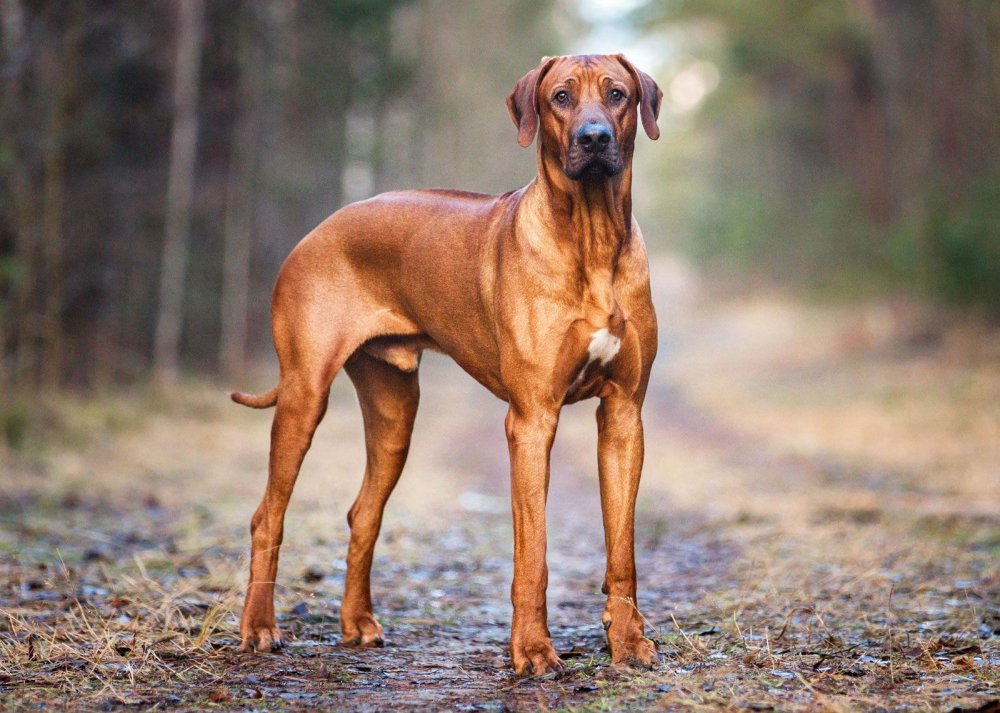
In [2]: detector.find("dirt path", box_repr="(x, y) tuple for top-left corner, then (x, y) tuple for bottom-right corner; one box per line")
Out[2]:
(2, 258), (998, 710)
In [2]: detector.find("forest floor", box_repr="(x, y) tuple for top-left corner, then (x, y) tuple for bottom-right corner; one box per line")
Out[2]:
(2, 257), (999, 711)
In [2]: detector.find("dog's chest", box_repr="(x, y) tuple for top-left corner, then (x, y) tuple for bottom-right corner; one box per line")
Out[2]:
(564, 318), (626, 402)
(585, 328), (621, 368)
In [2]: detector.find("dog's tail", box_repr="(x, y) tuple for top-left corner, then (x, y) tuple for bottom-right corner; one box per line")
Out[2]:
(230, 386), (278, 409)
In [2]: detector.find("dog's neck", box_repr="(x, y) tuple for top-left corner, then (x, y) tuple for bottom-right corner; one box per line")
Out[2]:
(525, 149), (633, 279)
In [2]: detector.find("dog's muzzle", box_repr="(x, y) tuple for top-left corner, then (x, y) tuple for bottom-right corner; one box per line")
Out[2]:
(565, 122), (623, 180)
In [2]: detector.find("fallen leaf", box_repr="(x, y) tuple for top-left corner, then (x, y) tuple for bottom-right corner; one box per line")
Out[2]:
(206, 687), (230, 703)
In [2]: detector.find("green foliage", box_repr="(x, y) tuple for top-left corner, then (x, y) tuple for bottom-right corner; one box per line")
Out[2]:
(638, 0), (1000, 310)
(641, 0), (866, 81)
(928, 175), (1000, 313)
(0, 256), (23, 288)
(2, 404), (29, 452)
(687, 187), (773, 265)
(687, 178), (890, 295)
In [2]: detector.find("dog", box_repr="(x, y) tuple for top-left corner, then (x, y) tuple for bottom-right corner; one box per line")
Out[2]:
(231, 53), (662, 675)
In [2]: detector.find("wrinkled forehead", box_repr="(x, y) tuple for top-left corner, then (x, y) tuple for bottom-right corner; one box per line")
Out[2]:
(539, 55), (633, 95)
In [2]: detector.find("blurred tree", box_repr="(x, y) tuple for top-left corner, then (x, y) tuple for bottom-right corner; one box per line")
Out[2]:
(0, 0), (32, 386)
(154, 0), (205, 384)
(0, 0), (565, 400)
(638, 0), (1000, 308)
(219, 2), (269, 380)
(38, 1), (85, 387)
(0, 0), (86, 388)
(399, 0), (561, 193)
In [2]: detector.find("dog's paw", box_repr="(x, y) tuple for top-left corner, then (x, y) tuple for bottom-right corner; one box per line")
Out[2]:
(609, 633), (658, 668)
(340, 611), (385, 647)
(603, 613), (658, 668)
(511, 637), (564, 676)
(239, 624), (283, 653)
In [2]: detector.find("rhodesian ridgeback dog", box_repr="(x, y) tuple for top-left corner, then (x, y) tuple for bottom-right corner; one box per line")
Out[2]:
(231, 53), (662, 675)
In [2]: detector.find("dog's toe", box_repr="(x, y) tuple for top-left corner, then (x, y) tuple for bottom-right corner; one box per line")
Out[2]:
(511, 637), (564, 677)
(239, 625), (283, 654)
(341, 611), (385, 648)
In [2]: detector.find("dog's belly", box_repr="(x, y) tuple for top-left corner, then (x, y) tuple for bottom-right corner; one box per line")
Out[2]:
(360, 334), (438, 372)
(359, 322), (620, 406)
(359, 330), (508, 396)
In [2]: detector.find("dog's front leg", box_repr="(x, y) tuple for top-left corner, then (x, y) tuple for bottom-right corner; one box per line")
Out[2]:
(505, 403), (564, 676)
(596, 394), (658, 667)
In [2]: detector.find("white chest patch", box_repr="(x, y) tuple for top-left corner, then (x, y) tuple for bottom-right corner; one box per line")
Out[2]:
(587, 328), (621, 366)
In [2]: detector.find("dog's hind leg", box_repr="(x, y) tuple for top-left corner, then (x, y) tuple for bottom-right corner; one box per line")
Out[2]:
(340, 350), (420, 646)
(239, 311), (357, 653)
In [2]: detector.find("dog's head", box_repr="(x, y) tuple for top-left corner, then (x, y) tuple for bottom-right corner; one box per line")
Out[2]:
(506, 54), (662, 180)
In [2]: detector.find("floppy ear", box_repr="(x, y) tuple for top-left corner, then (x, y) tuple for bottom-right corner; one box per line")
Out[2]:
(617, 54), (663, 140)
(506, 57), (557, 148)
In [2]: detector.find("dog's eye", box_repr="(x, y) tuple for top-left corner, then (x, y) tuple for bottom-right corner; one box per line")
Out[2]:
(609, 88), (625, 103)
(553, 90), (569, 105)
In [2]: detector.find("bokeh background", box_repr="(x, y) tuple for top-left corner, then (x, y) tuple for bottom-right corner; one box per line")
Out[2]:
(1, 2), (999, 710)
(2, 0), (998, 394)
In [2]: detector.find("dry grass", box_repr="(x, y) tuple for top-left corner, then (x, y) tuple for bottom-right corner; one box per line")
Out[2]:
(1, 263), (998, 710)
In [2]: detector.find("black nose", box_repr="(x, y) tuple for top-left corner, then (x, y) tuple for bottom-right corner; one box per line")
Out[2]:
(576, 123), (612, 153)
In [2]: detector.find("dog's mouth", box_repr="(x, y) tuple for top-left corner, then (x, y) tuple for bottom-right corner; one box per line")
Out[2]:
(564, 154), (623, 181)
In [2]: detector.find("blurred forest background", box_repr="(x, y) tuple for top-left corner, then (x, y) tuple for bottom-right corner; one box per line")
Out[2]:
(1, 0), (998, 399)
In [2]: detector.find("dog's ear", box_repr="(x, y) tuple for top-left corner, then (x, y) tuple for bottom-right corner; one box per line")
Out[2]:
(506, 57), (557, 148)
(616, 54), (663, 140)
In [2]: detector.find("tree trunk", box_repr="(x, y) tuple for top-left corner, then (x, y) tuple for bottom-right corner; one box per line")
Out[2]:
(0, 0), (33, 387)
(219, 4), (266, 380)
(39, 3), (84, 387)
(368, 18), (392, 195)
(153, 0), (205, 384)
